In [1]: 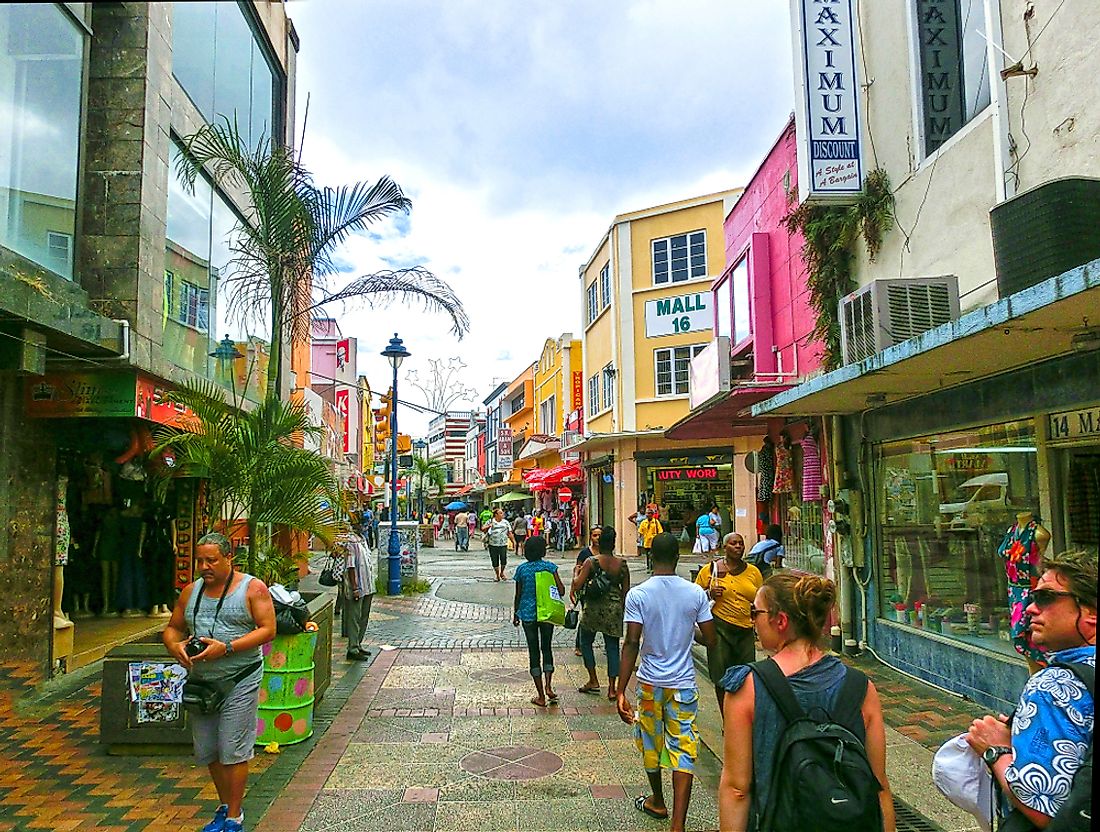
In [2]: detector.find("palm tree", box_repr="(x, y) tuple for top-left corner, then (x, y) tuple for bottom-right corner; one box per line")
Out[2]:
(154, 381), (345, 574)
(175, 118), (470, 393)
(404, 455), (449, 519)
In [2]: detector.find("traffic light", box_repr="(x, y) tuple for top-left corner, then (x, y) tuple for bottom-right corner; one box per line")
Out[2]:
(373, 391), (392, 457)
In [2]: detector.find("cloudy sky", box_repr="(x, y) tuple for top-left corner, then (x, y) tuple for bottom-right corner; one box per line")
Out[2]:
(289, 0), (794, 435)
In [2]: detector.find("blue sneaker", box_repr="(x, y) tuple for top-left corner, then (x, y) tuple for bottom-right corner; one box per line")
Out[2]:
(200, 804), (228, 832)
(223, 818), (245, 832)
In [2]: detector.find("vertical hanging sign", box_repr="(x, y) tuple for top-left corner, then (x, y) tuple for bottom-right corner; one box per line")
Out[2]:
(174, 480), (196, 592)
(915, 0), (965, 156)
(336, 388), (350, 454)
(335, 339), (350, 369)
(791, 0), (864, 203)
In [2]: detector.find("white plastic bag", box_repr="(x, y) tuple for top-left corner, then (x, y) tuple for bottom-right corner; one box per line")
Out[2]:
(931, 733), (995, 832)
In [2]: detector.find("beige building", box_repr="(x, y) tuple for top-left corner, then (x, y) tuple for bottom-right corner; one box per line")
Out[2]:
(573, 190), (745, 547)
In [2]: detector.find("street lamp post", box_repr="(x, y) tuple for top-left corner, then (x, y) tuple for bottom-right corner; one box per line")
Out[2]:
(381, 333), (410, 596)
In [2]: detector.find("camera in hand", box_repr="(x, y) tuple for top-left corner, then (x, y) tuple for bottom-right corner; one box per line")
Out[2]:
(185, 637), (207, 658)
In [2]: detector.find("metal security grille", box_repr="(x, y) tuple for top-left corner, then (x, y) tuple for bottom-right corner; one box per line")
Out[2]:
(893, 797), (946, 832)
(781, 496), (826, 575)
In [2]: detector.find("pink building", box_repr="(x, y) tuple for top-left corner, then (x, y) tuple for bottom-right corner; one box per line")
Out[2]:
(310, 318), (361, 469)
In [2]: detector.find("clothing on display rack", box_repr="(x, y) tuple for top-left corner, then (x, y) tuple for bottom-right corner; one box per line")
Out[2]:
(996, 517), (1047, 665)
(773, 431), (794, 494)
(756, 437), (776, 502)
(799, 430), (823, 503)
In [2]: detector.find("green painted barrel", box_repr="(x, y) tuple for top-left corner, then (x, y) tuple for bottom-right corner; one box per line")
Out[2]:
(256, 631), (317, 746)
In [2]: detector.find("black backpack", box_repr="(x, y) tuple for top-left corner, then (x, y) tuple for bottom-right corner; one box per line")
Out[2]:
(752, 658), (884, 832)
(1000, 660), (1093, 832)
(582, 560), (615, 602)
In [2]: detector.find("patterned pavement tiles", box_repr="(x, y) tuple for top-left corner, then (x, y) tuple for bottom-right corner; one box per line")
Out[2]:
(258, 648), (725, 832)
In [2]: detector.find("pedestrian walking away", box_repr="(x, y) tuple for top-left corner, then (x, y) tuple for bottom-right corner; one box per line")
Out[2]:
(616, 532), (716, 832)
(572, 525), (630, 701)
(694, 532), (763, 712)
(512, 512), (528, 554)
(638, 508), (663, 571)
(163, 533), (277, 832)
(695, 508), (718, 554)
(964, 548), (1095, 831)
(512, 536), (566, 707)
(747, 524), (784, 579)
(340, 535), (375, 660)
(485, 508), (514, 581)
(454, 509), (470, 551)
(572, 525), (602, 656)
(717, 573), (895, 832)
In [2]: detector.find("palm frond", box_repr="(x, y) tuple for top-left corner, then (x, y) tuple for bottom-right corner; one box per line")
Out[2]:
(305, 177), (412, 278)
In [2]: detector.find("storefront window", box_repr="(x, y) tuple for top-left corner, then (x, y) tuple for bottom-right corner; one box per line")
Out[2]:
(875, 419), (1039, 657)
(0, 4), (83, 279)
(171, 1), (279, 150)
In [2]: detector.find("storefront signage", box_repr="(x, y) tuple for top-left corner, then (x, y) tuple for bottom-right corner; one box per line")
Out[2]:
(174, 480), (197, 591)
(1049, 406), (1100, 443)
(571, 371), (583, 411)
(497, 427), (513, 473)
(915, 0), (966, 156)
(936, 453), (992, 473)
(644, 293), (711, 338)
(335, 338), (350, 369)
(336, 388), (350, 454)
(791, 0), (864, 202)
(654, 466), (719, 481)
(27, 371), (195, 427)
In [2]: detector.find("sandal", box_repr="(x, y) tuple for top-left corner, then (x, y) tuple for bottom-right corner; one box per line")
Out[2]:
(634, 795), (668, 820)
(530, 696), (547, 707)
(547, 692), (559, 704)
(578, 685), (600, 695)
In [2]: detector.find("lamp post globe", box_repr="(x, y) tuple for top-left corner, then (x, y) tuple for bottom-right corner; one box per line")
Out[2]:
(380, 333), (410, 595)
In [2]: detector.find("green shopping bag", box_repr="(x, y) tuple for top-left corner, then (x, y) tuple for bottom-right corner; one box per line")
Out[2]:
(535, 570), (566, 625)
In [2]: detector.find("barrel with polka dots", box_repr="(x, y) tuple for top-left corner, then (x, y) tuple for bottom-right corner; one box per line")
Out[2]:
(255, 631), (317, 746)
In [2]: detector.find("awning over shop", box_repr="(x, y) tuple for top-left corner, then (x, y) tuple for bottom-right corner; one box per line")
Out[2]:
(664, 382), (794, 440)
(562, 429), (665, 455)
(517, 434), (560, 461)
(522, 462), (583, 491)
(492, 490), (534, 504)
(754, 259), (1100, 417)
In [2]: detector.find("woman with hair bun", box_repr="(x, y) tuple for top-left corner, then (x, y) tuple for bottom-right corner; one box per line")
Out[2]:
(717, 574), (896, 832)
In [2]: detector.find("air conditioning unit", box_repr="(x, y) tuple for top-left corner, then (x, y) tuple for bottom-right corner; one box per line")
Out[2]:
(839, 276), (960, 365)
(561, 430), (581, 462)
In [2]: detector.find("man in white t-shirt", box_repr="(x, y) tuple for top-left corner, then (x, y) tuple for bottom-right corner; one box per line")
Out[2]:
(617, 532), (716, 832)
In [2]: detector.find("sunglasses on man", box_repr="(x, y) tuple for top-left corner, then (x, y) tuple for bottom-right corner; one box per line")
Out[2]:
(1027, 588), (1078, 609)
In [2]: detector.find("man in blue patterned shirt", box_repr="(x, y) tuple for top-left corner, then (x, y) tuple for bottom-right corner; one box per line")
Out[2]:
(967, 548), (1095, 829)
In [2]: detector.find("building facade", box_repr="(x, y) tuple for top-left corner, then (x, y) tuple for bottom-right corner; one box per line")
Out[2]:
(426, 410), (476, 497)
(755, 2), (1100, 710)
(573, 190), (742, 547)
(0, 1), (297, 679)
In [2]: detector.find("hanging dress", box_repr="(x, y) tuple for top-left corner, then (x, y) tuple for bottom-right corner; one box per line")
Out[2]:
(756, 440), (776, 502)
(799, 433), (823, 502)
(773, 439), (794, 494)
(997, 520), (1045, 664)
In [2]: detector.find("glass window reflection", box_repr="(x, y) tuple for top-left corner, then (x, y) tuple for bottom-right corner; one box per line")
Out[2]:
(0, 4), (83, 280)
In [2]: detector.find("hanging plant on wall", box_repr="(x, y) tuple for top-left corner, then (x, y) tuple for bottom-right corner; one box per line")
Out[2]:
(783, 168), (895, 370)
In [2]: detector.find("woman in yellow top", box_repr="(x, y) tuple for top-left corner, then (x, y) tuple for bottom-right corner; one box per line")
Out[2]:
(694, 532), (763, 713)
(637, 508), (663, 572)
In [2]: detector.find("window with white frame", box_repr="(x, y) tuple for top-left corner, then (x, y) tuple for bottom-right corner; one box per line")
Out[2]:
(655, 344), (706, 396)
(913, 0), (991, 157)
(539, 395), (556, 435)
(46, 231), (73, 271)
(652, 230), (706, 285)
(587, 374), (599, 415)
(586, 280), (599, 324)
(602, 365), (615, 411)
(165, 269), (211, 330)
(599, 262), (611, 308)
(731, 255), (751, 345)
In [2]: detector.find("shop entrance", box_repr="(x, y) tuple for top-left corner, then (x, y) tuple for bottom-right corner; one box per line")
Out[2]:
(642, 463), (733, 543)
(1052, 448), (1100, 556)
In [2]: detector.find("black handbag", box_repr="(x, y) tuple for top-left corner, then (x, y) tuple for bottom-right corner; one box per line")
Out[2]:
(563, 608), (580, 630)
(182, 661), (262, 715)
(318, 551), (343, 587)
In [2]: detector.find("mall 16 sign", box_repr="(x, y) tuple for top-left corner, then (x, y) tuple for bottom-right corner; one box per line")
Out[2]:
(645, 292), (710, 338)
(791, 0), (864, 202)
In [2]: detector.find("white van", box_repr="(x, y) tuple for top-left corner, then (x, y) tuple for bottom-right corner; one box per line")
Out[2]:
(938, 473), (1010, 528)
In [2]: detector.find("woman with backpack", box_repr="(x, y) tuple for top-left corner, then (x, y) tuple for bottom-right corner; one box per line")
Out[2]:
(694, 532), (763, 712)
(717, 573), (895, 832)
(572, 526), (630, 700)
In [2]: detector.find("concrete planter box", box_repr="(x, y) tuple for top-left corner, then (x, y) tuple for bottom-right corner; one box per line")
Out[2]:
(99, 591), (334, 753)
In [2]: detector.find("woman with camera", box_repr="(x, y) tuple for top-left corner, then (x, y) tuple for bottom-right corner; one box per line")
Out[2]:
(163, 532), (276, 832)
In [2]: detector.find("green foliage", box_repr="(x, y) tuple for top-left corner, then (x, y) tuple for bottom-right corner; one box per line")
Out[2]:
(250, 543), (301, 588)
(402, 578), (432, 596)
(175, 117), (469, 393)
(403, 455), (448, 499)
(153, 381), (347, 574)
(783, 168), (895, 369)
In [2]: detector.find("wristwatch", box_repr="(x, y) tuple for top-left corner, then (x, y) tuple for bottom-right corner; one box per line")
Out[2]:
(224, 640), (235, 656)
(982, 746), (1012, 766)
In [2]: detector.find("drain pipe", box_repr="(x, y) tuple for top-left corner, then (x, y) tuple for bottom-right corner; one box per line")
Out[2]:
(828, 415), (856, 653)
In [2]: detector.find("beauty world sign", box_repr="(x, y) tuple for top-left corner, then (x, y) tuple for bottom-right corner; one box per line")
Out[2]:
(791, 0), (865, 203)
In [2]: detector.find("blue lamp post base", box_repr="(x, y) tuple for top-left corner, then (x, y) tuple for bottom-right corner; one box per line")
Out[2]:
(387, 528), (402, 595)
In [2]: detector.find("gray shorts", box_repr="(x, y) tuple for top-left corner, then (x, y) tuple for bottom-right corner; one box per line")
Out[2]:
(190, 678), (261, 766)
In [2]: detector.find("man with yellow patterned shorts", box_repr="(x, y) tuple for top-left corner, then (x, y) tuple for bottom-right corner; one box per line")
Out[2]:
(617, 533), (716, 832)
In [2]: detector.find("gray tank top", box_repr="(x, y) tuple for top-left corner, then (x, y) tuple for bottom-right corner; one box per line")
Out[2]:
(188, 573), (263, 682)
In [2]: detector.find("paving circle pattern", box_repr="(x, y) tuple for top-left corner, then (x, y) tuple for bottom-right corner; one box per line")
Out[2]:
(468, 668), (532, 684)
(459, 745), (564, 780)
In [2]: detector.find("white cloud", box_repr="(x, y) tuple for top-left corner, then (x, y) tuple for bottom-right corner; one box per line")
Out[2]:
(290, 0), (794, 436)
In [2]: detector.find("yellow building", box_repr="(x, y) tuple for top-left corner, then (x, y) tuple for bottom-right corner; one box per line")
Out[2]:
(502, 363), (536, 486)
(521, 333), (583, 473)
(573, 189), (743, 549)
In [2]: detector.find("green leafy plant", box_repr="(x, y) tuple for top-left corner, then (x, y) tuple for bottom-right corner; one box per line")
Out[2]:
(175, 118), (469, 394)
(250, 542), (301, 588)
(783, 168), (895, 369)
(402, 455), (449, 514)
(153, 381), (347, 574)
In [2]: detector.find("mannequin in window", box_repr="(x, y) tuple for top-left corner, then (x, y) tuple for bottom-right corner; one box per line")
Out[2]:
(95, 506), (122, 616)
(756, 435), (776, 502)
(799, 423), (824, 502)
(54, 475), (72, 629)
(113, 498), (149, 617)
(773, 429), (794, 494)
(997, 510), (1050, 672)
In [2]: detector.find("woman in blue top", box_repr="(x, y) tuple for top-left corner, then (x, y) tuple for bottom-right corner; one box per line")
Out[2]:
(696, 509), (718, 553)
(513, 536), (566, 707)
